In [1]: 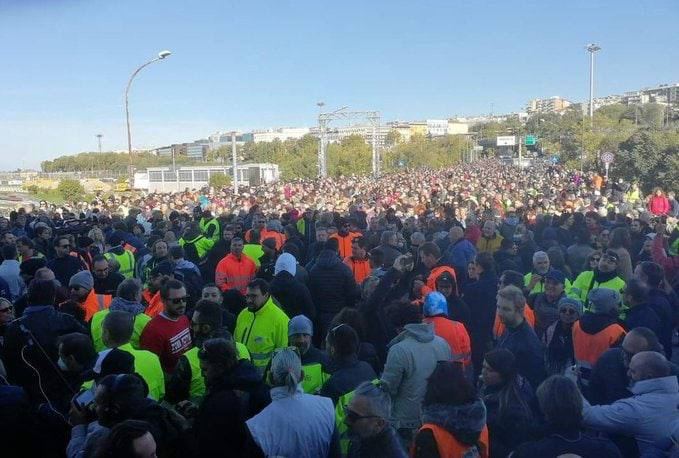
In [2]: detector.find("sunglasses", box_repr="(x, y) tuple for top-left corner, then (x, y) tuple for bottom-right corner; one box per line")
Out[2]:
(343, 406), (380, 423)
(559, 308), (577, 315)
(168, 296), (187, 305)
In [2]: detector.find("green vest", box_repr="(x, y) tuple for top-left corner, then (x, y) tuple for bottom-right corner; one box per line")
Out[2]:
(91, 309), (151, 352)
(524, 272), (572, 295)
(179, 235), (214, 260)
(569, 270), (626, 308)
(118, 342), (165, 401)
(200, 217), (220, 242)
(243, 244), (264, 268)
(335, 379), (380, 457)
(185, 342), (252, 401)
(105, 249), (135, 279)
(301, 362), (328, 395)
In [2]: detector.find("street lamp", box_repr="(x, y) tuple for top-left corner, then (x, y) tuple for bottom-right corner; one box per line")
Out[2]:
(586, 43), (601, 126)
(124, 50), (172, 178)
(96, 134), (103, 154)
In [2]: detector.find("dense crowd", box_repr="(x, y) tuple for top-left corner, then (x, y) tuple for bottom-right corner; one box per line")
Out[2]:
(0, 159), (678, 458)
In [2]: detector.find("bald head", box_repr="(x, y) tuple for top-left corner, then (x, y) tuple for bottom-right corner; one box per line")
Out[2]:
(449, 226), (464, 243)
(628, 351), (670, 382)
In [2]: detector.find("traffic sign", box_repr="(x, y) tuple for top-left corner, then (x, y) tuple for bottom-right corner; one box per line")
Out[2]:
(601, 152), (615, 164)
(497, 136), (516, 146)
(524, 135), (537, 146)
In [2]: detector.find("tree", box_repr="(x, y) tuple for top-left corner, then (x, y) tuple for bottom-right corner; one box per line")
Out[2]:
(208, 172), (232, 189)
(57, 179), (85, 202)
(617, 130), (679, 193)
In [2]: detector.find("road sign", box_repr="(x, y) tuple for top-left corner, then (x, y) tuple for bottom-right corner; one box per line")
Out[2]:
(524, 135), (536, 146)
(497, 136), (516, 146)
(473, 145), (483, 151)
(601, 152), (615, 164)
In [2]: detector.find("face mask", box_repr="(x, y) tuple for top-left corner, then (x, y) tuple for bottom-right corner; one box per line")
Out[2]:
(58, 357), (69, 372)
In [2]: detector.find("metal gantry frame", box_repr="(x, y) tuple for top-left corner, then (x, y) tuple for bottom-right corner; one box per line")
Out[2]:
(317, 107), (381, 178)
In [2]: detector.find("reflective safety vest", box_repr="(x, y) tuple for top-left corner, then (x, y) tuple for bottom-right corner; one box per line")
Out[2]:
(105, 249), (135, 279)
(199, 217), (221, 243)
(493, 305), (536, 340)
(344, 257), (371, 285)
(184, 342), (251, 402)
(243, 244), (265, 268)
(118, 342), (165, 401)
(235, 297), (290, 373)
(179, 235), (215, 261)
(90, 309), (151, 352)
(569, 271), (626, 308)
(80, 290), (112, 322)
(425, 265), (458, 294)
(246, 229), (287, 250)
(301, 362), (329, 395)
(329, 232), (361, 260)
(415, 423), (489, 458)
(424, 316), (471, 367)
(142, 289), (164, 318)
(572, 320), (625, 386)
(335, 379), (380, 457)
(524, 271), (572, 295)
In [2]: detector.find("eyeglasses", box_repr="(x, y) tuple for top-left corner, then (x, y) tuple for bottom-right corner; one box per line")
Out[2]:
(168, 296), (187, 305)
(343, 406), (380, 422)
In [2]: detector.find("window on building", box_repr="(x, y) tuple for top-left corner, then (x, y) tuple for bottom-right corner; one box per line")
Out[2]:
(149, 171), (163, 182)
(193, 170), (208, 181)
(163, 171), (176, 181)
(178, 170), (192, 181)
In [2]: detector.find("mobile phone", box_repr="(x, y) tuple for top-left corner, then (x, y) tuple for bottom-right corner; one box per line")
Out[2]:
(73, 388), (95, 410)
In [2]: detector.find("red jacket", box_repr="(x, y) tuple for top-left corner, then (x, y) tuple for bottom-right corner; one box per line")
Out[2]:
(649, 195), (671, 215)
(216, 253), (257, 294)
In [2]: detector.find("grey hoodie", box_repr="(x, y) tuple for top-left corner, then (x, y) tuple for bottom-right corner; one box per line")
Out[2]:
(381, 323), (452, 429)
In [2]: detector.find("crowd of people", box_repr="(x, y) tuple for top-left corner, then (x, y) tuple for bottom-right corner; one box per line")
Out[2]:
(0, 159), (678, 458)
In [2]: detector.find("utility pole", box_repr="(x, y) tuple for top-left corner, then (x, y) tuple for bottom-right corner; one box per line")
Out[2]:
(96, 134), (103, 154)
(518, 134), (522, 168)
(586, 43), (601, 127)
(231, 131), (238, 195)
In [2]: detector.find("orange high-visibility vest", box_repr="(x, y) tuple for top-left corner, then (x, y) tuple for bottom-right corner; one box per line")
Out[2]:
(424, 316), (471, 367)
(142, 289), (164, 318)
(413, 423), (489, 458)
(425, 265), (458, 293)
(329, 232), (361, 259)
(344, 256), (371, 284)
(245, 229), (286, 250)
(572, 319), (625, 385)
(80, 289), (112, 322)
(493, 305), (536, 339)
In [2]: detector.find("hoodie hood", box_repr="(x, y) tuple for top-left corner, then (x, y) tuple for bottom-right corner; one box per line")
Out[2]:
(422, 399), (487, 446)
(315, 249), (342, 269)
(579, 312), (620, 335)
(109, 297), (145, 316)
(175, 259), (200, 276)
(274, 253), (297, 276)
(389, 322), (435, 346)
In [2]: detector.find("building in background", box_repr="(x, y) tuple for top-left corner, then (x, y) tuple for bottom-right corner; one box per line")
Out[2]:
(252, 127), (310, 143)
(140, 163), (280, 192)
(526, 96), (572, 114)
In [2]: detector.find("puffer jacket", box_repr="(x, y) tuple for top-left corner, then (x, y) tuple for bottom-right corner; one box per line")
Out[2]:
(269, 271), (316, 320)
(381, 323), (452, 429)
(308, 250), (359, 327)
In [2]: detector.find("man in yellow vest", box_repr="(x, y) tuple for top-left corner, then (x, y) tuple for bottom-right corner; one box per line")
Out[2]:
(100, 309), (165, 401)
(104, 234), (136, 280)
(199, 210), (221, 243)
(288, 315), (329, 394)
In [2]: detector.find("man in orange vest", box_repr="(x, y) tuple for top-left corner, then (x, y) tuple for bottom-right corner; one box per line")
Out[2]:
(68, 270), (111, 322)
(143, 261), (176, 318)
(419, 242), (457, 294)
(329, 218), (361, 260)
(215, 237), (256, 295)
(422, 292), (472, 369)
(344, 236), (371, 285)
(572, 287), (626, 387)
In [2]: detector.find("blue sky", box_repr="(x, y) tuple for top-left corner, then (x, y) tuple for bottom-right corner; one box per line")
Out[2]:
(1, 0), (677, 170)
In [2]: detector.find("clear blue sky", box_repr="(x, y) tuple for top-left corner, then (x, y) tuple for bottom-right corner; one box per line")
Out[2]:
(1, 0), (677, 170)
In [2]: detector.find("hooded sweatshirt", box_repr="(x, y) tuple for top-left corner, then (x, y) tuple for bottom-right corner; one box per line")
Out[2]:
(420, 399), (487, 446)
(381, 323), (452, 429)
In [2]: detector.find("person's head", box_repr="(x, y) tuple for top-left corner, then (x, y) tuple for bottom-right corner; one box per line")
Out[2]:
(269, 347), (303, 394)
(481, 348), (517, 387)
(245, 278), (269, 311)
(345, 381), (392, 439)
(0, 297), (14, 324)
(160, 279), (187, 318)
(2, 231), (16, 246)
(230, 237), (244, 256)
(536, 376), (583, 430)
(94, 374), (149, 428)
(448, 226), (464, 243)
(149, 261), (174, 291)
(597, 250), (619, 273)
(557, 297), (583, 325)
(473, 252), (495, 275)
(1, 243), (17, 262)
(423, 291), (449, 318)
(102, 310), (135, 348)
(97, 419), (157, 458)
(434, 272), (458, 298)
(418, 242), (441, 269)
(586, 251), (602, 270)
(261, 238), (277, 257)
(58, 332), (97, 373)
(634, 261), (665, 289)
(368, 248), (384, 270)
(543, 270), (566, 300)
(315, 226), (328, 243)
(169, 245), (185, 261)
(380, 230), (397, 248)
(351, 237), (368, 259)
(630, 219), (642, 233)
(609, 227), (631, 250)
(54, 235), (72, 257)
(424, 361), (476, 407)
(191, 300), (223, 346)
(69, 270), (94, 302)
(482, 220), (496, 238)
(325, 323), (359, 360)
(152, 239), (169, 259)
(288, 315), (313, 355)
(201, 284), (223, 303)
(532, 251), (550, 274)
(597, 229), (610, 248)
(116, 278), (142, 304)
(386, 300), (422, 333)
(621, 327), (663, 368)
(496, 285), (525, 328)
(628, 351), (671, 384)
(222, 225), (235, 241)
(623, 278), (649, 307)
(27, 278), (56, 306)
(198, 338), (238, 384)
(92, 255), (111, 280)
(498, 270), (524, 289)
(587, 287), (621, 316)
(253, 215), (266, 229)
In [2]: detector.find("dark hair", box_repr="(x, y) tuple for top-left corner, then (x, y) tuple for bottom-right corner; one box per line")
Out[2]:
(625, 278), (649, 304)
(419, 242), (441, 259)
(537, 376), (583, 430)
(102, 310), (135, 345)
(500, 238), (515, 250)
(247, 278), (269, 295)
(169, 245), (185, 259)
(59, 332), (97, 366)
(330, 307), (367, 341)
(116, 278), (142, 302)
(92, 254), (108, 265)
(193, 300), (223, 329)
(326, 323), (359, 358)
(160, 279), (185, 300)
(16, 236), (34, 249)
(386, 300), (422, 328)
(1, 244), (17, 261)
(197, 338), (237, 369)
(499, 270), (524, 289)
(59, 300), (87, 322)
(629, 327), (663, 353)
(424, 361), (476, 406)
(95, 419), (154, 458)
(324, 238), (339, 253)
(483, 349), (533, 423)
(475, 252), (496, 273)
(368, 247), (384, 267)
(97, 374), (149, 425)
(608, 227), (631, 250)
(282, 242), (300, 259)
(353, 236), (369, 250)
(637, 262), (665, 289)
(28, 279), (56, 306)
(53, 235), (71, 247)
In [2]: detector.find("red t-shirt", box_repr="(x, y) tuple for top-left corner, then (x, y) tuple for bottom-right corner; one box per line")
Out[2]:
(140, 313), (192, 373)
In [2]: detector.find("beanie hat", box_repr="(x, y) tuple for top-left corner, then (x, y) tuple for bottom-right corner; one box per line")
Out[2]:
(558, 297), (584, 317)
(423, 292), (448, 317)
(588, 288), (621, 315)
(288, 314), (313, 336)
(69, 270), (94, 291)
(275, 253), (297, 277)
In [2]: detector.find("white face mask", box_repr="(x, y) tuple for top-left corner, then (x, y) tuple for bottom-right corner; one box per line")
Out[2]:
(57, 357), (69, 372)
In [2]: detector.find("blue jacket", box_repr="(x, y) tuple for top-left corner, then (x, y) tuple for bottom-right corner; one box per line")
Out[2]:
(442, 238), (476, 273)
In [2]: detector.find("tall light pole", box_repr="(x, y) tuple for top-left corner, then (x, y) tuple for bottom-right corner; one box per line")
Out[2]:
(125, 50), (172, 179)
(231, 131), (238, 195)
(96, 134), (103, 154)
(586, 43), (601, 127)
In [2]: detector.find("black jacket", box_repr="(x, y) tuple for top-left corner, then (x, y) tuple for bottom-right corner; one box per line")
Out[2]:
(494, 249), (523, 274)
(512, 428), (621, 458)
(93, 272), (125, 295)
(347, 426), (407, 458)
(129, 397), (190, 458)
(647, 288), (675, 359)
(269, 271), (315, 320)
(308, 250), (358, 320)
(46, 255), (85, 287)
(320, 355), (377, 404)
(625, 302), (661, 337)
(496, 320), (547, 390)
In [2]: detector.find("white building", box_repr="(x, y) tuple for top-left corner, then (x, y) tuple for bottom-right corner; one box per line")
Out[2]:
(252, 127), (310, 143)
(427, 119), (448, 137)
(140, 163), (280, 193)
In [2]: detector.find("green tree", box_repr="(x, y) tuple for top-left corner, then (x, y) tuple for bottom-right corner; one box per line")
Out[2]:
(57, 179), (85, 202)
(208, 172), (232, 189)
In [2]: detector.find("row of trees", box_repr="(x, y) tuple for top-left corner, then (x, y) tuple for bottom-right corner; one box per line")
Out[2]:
(40, 152), (196, 174)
